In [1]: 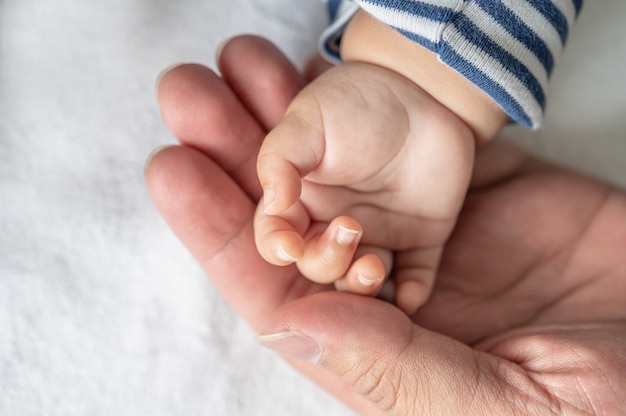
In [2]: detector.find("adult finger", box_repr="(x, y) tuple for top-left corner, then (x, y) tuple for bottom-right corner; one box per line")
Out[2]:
(145, 145), (320, 329)
(218, 35), (306, 131)
(156, 63), (264, 198)
(256, 292), (558, 415)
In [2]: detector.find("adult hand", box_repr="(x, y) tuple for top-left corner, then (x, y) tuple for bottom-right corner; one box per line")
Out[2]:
(145, 36), (626, 415)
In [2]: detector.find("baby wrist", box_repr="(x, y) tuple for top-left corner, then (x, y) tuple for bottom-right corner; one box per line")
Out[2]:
(340, 10), (508, 144)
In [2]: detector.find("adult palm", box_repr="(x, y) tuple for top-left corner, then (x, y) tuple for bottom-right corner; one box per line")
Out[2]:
(146, 36), (626, 415)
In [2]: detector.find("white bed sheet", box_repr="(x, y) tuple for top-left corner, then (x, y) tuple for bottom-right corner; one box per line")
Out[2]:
(1, 1), (624, 415)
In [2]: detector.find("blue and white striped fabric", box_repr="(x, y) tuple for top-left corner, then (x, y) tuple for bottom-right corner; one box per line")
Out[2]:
(320, 0), (583, 129)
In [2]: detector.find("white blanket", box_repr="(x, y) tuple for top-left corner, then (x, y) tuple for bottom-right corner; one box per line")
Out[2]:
(1, 1), (624, 415)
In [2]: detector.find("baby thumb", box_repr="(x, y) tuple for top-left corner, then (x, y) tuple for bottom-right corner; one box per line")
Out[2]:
(255, 292), (510, 415)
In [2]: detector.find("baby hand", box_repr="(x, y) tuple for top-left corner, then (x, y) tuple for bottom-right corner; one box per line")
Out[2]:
(254, 62), (475, 314)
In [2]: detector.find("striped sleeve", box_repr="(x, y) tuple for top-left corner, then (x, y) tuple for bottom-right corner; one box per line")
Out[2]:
(319, 0), (583, 129)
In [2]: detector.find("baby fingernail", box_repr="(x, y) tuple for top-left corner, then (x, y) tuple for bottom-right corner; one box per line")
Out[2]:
(276, 246), (297, 263)
(357, 273), (381, 286)
(335, 226), (361, 245)
(255, 330), (323, 364)
(263, 188), (277, 214)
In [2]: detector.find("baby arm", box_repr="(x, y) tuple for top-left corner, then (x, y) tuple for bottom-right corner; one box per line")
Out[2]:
(342, 10), (509, 143)
(254, 11), (506, 314)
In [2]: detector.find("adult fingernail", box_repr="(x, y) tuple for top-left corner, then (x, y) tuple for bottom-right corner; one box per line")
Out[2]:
(335, 225), (361, 245)
(214, 37), (231, 66)
(255, 330), (323, 364)
(144, 145), (173, 174)
(154, 63), (185, 97)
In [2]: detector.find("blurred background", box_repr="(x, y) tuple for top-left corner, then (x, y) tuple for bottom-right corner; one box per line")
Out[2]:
(1, 1), (624, 415)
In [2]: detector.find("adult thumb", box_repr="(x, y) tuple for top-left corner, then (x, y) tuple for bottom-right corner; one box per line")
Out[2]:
(255, 292), (543, 415)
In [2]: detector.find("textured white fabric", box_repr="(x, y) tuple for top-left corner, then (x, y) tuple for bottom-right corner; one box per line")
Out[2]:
(1, 1), (625, 415)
